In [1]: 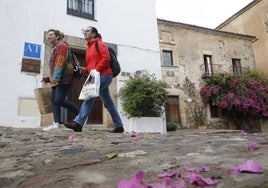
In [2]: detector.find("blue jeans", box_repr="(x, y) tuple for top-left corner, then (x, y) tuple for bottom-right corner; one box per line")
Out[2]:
(51, 84), (79, 123)
(74, 75), (123, 128)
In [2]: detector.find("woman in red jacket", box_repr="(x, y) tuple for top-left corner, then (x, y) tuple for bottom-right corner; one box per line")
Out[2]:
(64, 26), (124, 133)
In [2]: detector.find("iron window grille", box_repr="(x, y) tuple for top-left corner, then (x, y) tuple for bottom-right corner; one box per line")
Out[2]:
(67, 0), (94, 20)
(162, 50), (173, 66)
(232, 58), (242, 75)
(203, 55), (213, 77)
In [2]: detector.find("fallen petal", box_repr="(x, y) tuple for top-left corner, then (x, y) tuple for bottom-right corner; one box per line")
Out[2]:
(68, 134), (76, 139)
(146, 183), (166, 188)
(228, 159), (264, 174)
(247, 142), (259, 151)
(148, 177), (171, 188)
(131, 130), (137, 137)
(238, 160), (264, 174)
(174, 180), (187, 188)
(189, 173), (218, 186)
(183, 166), (211, 173)
(148, 178), (187, 188)
(241, 130), (248, 136)
(117, 171), (146, 188)
(157, 170), (177, 178)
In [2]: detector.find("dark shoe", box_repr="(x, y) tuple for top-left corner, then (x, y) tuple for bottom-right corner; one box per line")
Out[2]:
(111, 127), (124, 133)
(64, 121), (82, 132)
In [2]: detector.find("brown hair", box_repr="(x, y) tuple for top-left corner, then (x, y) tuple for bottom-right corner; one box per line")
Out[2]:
(47, 29), (64, 39)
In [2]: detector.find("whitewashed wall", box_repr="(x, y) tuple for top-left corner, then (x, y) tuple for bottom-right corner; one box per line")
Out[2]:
(0, 0), (161, 128)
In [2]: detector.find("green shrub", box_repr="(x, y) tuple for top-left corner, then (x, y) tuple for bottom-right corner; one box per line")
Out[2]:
(119, 70), (168, 118)
(166, 121), (178, 131)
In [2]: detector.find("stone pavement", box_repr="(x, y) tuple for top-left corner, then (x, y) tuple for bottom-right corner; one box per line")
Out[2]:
(0, 125), (268, 188)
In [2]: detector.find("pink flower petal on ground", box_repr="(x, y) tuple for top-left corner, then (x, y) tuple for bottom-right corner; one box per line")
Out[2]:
(130, 130), (137, 137)
(146, 183), (166, 188)
(247, 142), (259, 151)
(173, 181), (187, 188)
(237, 160), (264, 173)
(189, 173), (218, 186)
(68, 134), (76, 139)
(228, 160), (264, 174)
(157, 170), (178, 178)
(183, 166), (210, 173)
(147, 178), (171, 188)
(117, 171), (147, 188)
(241, 130), (248, 136)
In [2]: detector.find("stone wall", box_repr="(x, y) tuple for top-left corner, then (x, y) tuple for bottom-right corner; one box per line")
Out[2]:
(158, 20), (256, 128)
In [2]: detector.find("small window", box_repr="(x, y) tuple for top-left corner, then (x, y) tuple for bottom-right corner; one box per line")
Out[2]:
(203, 55), (213, 76)
(232, 58), (242, 75)
(162, 50), (173, 66)
(67, 0), (94, 20)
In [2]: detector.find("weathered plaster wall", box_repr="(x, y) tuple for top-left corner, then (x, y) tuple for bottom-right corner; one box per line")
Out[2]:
(158, 20), (256, 128)
(217, 0), (268, 74)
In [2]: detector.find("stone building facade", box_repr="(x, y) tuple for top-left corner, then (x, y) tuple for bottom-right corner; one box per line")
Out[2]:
(158, 19), (257, 128)
(216, 0), (268, 74)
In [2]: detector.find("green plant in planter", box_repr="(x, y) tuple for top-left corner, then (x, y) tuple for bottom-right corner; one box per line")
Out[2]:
(119, 70), (168, 118)
(166, 121), (178, 131)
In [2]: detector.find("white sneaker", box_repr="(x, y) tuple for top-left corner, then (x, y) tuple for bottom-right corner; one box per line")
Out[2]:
(42, 122), (61, 131)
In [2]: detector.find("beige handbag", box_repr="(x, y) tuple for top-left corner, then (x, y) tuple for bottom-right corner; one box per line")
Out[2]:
(34, 87), (52, 114)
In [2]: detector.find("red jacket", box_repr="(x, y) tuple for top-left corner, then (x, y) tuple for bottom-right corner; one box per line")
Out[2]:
(85, 38), (112, 76)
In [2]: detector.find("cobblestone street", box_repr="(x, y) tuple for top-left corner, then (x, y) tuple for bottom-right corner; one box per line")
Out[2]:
(0, 126), (267, 188)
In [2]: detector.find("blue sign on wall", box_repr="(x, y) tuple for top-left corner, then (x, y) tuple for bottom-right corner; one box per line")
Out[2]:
(24, 42), (41, 59)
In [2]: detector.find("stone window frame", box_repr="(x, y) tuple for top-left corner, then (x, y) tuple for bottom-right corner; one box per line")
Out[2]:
(162, 50), (173, 66)
(203, 54), (213, 76)
(232, 58), (242, 75)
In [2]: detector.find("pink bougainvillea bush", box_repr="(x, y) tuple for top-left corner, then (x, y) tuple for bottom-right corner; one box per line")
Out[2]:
(200, 71), (268, 131)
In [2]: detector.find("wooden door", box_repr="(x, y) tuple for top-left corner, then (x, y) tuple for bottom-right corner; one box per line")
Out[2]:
(67, 50), (103, 124)
(165, 96), (180, 124)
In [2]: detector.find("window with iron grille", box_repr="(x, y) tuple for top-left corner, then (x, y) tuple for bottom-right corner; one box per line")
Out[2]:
(232, 58), (242, 75)
(162, 50), (173, 66)
(67, 0), (94, 20)
(203, 55), (213, 76)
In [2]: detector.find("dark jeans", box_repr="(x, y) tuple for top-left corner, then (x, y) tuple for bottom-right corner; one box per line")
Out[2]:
(74, 75), (123, 127)
(51, 84), (79, 123)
